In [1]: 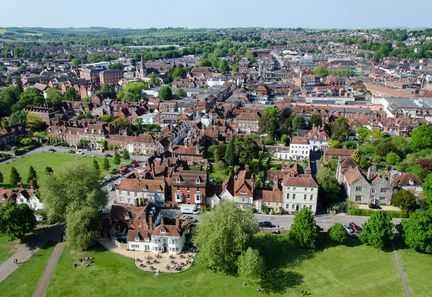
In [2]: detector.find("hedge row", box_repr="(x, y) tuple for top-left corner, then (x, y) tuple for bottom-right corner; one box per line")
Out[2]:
(347, 208), (409, 218)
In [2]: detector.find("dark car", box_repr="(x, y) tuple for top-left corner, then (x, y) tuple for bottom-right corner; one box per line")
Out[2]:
(104, 153), (112, 158)
(48, 148), (56, 153)
(68, 150), (75, 154)
(119, 167), (129, 175)
(368, 203), (381, 209)
(272, 230), (281, 234)
(259, 221), (274, 228)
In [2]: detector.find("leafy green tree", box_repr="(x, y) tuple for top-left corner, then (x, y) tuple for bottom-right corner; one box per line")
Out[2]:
(422, 173), (432, 206)
(149, 73), (161, 87)
(26, 113), (46, 132)
(391, 190), (417, 212)
(113, 149), (121, 165)
(64, 87), (79, 101)
(159, 86), (173, 100)
(93, 159), (100, 173)
(219, 59), (230, 73)
(108, 63), (123, 70)
(194, 202), (258, 273)
(329, 223), (348, 244)
(66, 206), (100, 251)
(258, 107), (280, 137)
(14, 87), (44, 111)
(410, 164), (428, 181)
(0, 203), (36, 240)
(39, 163), (107, 222)
(0, 171), (3, 183)
(291, 114), (306, 131)
(9, 167), (21, 186)
(8, 110), (27, 126)
(330, 117), (351, 141)
(317, 167), (341, 207)
(309, 113), (322, 128)
(100, 84), (111, 94)
(280, 134), (288, 144)
(117, 82), (148, 101)
(103, 158), (110, 171)
(359, 211), (394, 249)
(26, 166), (37, 184)
(411, 125), (432, 149)
(402, 209), (432, 254)
(356, 127), (370, 142)
(224, 139), (236, 166)
(122, 150), (130, 160)
(237, 247), (264, 285)
(313, 65), (329, 77)
(176, 88), (187, 97)
(45, 88), (63, 105)
(263, 135), (274, 145)
(386, 152), (401, 166)
(289, 208), (319, 249)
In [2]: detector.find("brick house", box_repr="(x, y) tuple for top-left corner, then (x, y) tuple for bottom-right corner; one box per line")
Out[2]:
(171, 170), (207, 208)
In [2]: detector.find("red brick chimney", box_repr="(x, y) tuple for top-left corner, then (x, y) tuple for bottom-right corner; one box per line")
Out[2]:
(149, 214), (153, 231)
(160, 216), (165, 226)
(175, 216), (180, 228)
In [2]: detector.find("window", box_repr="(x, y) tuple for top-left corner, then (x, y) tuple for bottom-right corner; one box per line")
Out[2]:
(293, 194), (296, 199)
(127, 191), (131, 196)
(355, 187), (362, 191)
(355, 195), (362, 202)
(304, 194), (307, 200)
(371, 188), (376, 193)
(197, 187), (200, 192)
(286, 204), (289, 208)
(286, 193), (290, 199)
(175, 193), (182, 202)
(310, 195), (313, 200)
(195, 194), (202, 202)
(292, 204), (295, 209)
(240, 190), (247, 195)
(186, 186), (190, 192)
(380, 188), (387, 193)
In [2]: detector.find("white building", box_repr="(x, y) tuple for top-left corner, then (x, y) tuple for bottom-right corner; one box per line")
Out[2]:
(282, 174), (319, 214)
(0, 188), (44, 211)
(288, 136), (311, 160)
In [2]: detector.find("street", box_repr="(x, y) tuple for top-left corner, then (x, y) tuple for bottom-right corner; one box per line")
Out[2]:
(160, 209), (402, 232)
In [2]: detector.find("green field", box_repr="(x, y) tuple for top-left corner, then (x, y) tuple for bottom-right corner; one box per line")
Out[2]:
(0, 152), (124, 187)
(0, 235), (19, 264)
(399, 249), (432, 297)
(39, 235), (421, 297)
(0, 243), (55, 297)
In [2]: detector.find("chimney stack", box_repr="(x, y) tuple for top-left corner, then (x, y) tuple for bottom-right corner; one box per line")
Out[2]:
(149, 214), (153, 231)
(160, 216), (164, 226)
(175, 216), (180, 228)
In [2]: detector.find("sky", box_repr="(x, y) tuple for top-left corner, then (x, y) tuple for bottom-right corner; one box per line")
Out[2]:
(0, 0), (431, 29)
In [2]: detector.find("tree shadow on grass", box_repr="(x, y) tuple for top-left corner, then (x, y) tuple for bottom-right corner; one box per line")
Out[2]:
(260, 269), (303, 294)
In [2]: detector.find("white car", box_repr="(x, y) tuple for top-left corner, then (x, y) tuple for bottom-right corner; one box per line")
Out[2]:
(343, 224), (354, 234)
(76, 150), (85, 155)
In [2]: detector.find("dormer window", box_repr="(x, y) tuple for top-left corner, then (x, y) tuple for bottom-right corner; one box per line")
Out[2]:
(195, 177), (201, 184)
(160, 227), (167, 234)
(176, 176), (181, 184)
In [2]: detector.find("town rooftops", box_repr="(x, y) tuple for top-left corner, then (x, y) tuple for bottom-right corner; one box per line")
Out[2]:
(282, 174), (318, 188)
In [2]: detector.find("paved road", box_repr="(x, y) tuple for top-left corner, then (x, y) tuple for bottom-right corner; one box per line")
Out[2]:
(32, 242), (65, 297)
(161, 210), (402, 232)
(0, 224), (64, 283)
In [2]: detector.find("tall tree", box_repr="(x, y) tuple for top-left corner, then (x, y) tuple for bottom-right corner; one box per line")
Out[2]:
(423, 173), (432, 207)
(411, 125), (432, 149)
(66, 206), (100, 251)
(224, 139), (236, 166)
(258, 107), (280, 137)
(45, 166), (53, 175)
(45, 88), (63, 105)
(93, 159), (100, 173)
(359, 211), (394, 249)
(289, 208), (319, 249)
(103, 158), (110, 171)
(194, 202), (258, 273)
(9, 167), (21, 186)
(402, 209), (432, 254)
(159, 86), (173, 100)
(330, 117), (351, 141)
(309, 113), (322, 128)
(64, 87), (79, 101)
(113, 150), (121, 165)
(0, 171), (3, 183)
(39, 163), (107, 222)
(237, 247), (264, 285)
(122, 150), (130, 160)
(26, 166), (37, 184)
(391, 190), (417, 212)
(0, 203), (36, 240)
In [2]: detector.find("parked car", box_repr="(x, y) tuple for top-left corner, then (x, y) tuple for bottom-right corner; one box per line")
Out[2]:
(272, 230), (281, 234)
(343, 224), (354, 234)
(48, 148), (56, 153)
(368, 203), (381, 209)
(104, 153), (112, 158)
(130, 160), (139, 168)
(119, 167), (129, 175)
(68, 150), (75, 154)
(258, 221), (275, 228)
(76, 150), (85, 155)
(349, 222), (362, 234)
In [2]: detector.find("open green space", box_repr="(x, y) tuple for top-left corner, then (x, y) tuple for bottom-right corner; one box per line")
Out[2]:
(399, 249), (432, 297)
(0, 152), (124, 187)
(0, 243), (55, 297)
(40, 235), (416, 297)
(0, 235), (19, 264)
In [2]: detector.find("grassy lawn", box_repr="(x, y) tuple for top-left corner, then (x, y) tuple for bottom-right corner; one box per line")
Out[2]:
(41, 235), (409, 297)
(0, 235), (19, 264)
(0, 152), (125, 187)
(0, 243), (55, 297)
(399, 249), (432, 297)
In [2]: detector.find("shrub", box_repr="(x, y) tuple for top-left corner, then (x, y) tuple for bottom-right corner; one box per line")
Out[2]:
(328, 223), (348, 244)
